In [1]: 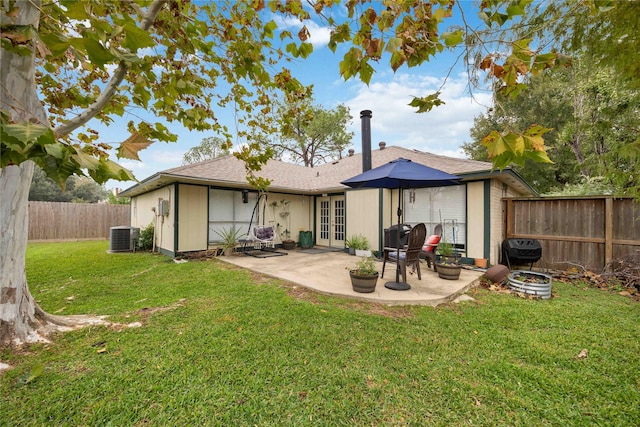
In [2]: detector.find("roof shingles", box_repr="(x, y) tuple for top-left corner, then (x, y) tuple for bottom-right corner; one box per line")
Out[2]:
(124, 146), (499, 196)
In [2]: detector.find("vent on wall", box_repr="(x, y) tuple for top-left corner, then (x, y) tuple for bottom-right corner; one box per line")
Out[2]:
(109, 226), (140, 253)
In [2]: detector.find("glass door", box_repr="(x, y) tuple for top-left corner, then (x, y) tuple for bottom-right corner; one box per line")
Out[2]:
(316, 195), (345, 248)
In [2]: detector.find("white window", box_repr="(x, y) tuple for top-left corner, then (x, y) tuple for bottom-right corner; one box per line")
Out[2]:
(403, 185), (466, 246)
(208, 189), (256, 242)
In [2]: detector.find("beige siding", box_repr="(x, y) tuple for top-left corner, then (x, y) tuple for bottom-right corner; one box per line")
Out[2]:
(345, 188), (381, 250)
(178, 184), (208, 252)
(287, 195), (313, 242)
(463, 179), (513, 264)
(489, 179), (514, 265)
(381, 189), (393, 238)
(131, 185), (175, 255)
(466, 182), (485, 259)
(261, 193), (313, 243)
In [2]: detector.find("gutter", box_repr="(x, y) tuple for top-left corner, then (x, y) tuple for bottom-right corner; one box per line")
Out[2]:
(457, 167), (538, 197)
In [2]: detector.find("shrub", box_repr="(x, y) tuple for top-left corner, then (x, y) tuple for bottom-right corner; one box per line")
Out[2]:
(138, 223), (154, 250)
(350, 256), (378, 276)
(346, 234), (369, 250)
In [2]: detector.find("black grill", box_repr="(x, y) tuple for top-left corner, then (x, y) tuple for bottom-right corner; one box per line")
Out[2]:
(384, 224), (412, 248)
(502, 238), (542, 268)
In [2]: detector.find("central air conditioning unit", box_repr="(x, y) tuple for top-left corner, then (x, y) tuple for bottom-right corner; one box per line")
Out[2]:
(109, 226), (140, 253)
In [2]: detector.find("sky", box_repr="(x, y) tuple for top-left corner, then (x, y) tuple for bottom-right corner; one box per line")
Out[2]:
(104, 2), (493, 192)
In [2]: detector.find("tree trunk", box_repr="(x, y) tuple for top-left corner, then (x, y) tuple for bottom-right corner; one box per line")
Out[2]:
(0, 0), (55, 346)
(0, 162), (49, 345)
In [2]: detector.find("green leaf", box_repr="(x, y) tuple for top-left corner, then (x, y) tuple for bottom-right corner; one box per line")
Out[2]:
(83, 38), (115, 67)
(524, 149), (554, 164)
(72, 149), (101, 170)
(523, 124), (552, 151)
(264, 20), (277, 39)
(39, 153), (81, 189)
(44, 143), (66, 159)
(39, 32), (70, 57)
(505, 133), (525, 155)
(298, 42), (313, 59)
(123, 22), (155, 52)
(531, 52), (557, 75)
(87, 158), (135, 184)
(493, 151), (516, 169)
(390, 51), (404, 72)
(385, 37), (402, 53)
(2, 122), (50, 143)
(62, 0), (90, 20)
(285, 42), (299, 58)
(360, 61), (374, 85)
(15, 363), (44, 387)
(506, 4), (526, 17)
(481, 130), (508, 159)
(478, 11), (490, 25)
(408, 93), (445, 113)
(441, 30), (463, 47)
(279, 30), (292, 41)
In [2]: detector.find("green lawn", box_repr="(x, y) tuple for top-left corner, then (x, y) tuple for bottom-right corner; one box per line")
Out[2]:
(1, 240), (639, 426)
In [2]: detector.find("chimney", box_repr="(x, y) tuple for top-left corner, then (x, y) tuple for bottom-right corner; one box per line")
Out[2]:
(348, 148), (354, 156)
(360, 110), (372, 172)
(379, 141), (386, 150)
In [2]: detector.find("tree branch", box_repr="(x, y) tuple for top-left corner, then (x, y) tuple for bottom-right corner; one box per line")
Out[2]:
(54, 0), (168, 137)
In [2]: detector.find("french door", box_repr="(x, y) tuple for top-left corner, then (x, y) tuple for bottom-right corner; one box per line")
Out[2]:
(316, 195), (345, 248)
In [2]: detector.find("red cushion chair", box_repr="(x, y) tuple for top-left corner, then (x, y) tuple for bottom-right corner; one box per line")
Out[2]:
(422, 235), (440, 252)
(421, 234), (441, 270)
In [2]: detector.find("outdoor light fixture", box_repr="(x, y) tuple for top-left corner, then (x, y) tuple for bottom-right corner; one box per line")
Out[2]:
(242, 189), (249, 203)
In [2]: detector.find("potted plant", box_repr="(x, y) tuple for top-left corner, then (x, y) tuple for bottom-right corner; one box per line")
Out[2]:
(280, 227), (296, 250)
(435, 241), (462, 280)
(214, 226), (245, 256)
(276, 199), (296, 250)
(345, 235), (356, 255)
(348, 234), (371, 257)
(348, 256), (379, 293)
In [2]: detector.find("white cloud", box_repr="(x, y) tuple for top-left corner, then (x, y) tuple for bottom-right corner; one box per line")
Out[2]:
(150, 149), (185, 165)
(272, 15), (331, 48)
(340, 72), (492, 156)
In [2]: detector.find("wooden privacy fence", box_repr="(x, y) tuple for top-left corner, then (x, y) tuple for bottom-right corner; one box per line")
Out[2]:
(28, 201), (130, 241)
(504, 196), (640, 272)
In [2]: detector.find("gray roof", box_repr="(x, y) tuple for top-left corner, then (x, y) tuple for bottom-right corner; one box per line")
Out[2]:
(120, 145), (535, 197)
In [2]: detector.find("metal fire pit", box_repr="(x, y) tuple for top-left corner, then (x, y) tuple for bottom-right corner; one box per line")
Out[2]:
(502, 238), (542, 269)
(507, 270), (552, 299)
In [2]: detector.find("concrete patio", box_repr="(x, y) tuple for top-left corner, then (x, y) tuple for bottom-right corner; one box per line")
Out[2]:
(219, 247), (484, 306)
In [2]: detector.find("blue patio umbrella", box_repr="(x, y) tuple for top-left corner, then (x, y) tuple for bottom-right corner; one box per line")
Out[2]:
(341, 158), (460, 290)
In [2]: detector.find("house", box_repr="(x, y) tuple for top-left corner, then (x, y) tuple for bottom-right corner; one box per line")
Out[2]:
(120, 143), (536, 266)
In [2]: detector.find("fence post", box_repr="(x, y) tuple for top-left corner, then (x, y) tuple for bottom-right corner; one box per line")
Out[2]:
(605, 197), (613, 266)
(505, 199), (513, 238)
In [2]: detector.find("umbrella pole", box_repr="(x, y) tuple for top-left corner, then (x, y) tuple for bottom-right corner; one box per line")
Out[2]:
(385, 186), (411, 291)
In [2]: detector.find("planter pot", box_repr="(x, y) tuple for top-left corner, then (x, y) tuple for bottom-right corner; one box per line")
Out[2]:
(438, 255), (461, 264)
(348, 247), (356, 255)
(223, 248), (234, 256)
(507, 270), (552, 299)
(349, 271), (379, 293)
(484, 264), (510, 284)
(355, 249), (372, 257)
(474, 258), (488, 268)
(435, 262), (461, 280)
(282, 240), (296, 250)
